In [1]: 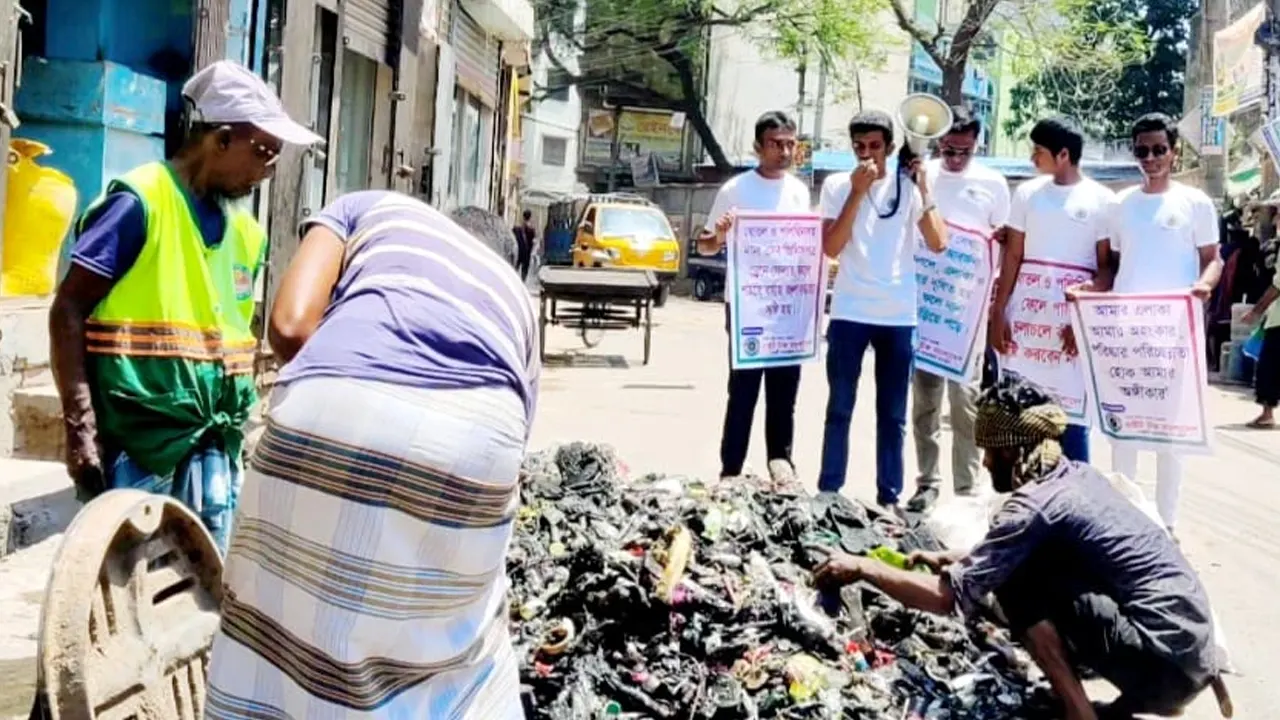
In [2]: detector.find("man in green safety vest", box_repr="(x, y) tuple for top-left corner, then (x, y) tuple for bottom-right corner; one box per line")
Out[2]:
(49, 60), (320, 552)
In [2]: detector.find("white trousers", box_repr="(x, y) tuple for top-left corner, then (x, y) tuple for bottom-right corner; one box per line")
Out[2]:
(1111, 446), (1184, 529)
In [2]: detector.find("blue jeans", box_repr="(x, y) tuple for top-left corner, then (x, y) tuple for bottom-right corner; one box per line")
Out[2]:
(818, 320), (914, 503)
(1060, 423), (1090, 463)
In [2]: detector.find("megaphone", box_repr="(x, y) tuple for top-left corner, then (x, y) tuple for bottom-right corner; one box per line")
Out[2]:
(896, 93), (953, 158)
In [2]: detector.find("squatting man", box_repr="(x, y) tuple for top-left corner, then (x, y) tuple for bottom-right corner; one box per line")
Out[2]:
(816, 376), (1221, 720)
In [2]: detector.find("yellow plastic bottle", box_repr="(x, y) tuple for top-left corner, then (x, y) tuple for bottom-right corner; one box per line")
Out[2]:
(0, 139), (78, 297)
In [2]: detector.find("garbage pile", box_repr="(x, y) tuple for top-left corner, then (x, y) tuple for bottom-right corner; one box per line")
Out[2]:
(509, 443), (1054, 719)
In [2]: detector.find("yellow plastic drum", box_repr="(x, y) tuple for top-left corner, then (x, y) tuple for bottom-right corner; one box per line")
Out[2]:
(0, 138), (78, 297)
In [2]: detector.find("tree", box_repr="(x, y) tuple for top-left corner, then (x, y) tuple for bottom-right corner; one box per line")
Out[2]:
(1005, 0), (1187, 140)
(883, 0), (1149, 113)
(533, 0), (886, 169)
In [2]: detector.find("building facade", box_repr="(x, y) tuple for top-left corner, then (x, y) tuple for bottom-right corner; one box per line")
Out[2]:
(519, 9), (584, 195)
(905, 0), (999, 152)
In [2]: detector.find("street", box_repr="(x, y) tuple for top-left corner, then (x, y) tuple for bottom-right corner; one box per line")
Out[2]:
(2, 296), (1278, 718)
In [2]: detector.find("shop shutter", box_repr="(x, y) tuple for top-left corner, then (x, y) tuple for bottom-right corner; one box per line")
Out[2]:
(451, 7), (497, 107)
(345, 0), (392, 63)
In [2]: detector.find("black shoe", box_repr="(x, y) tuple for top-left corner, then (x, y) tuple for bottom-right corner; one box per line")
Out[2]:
(906, 486), (940, 514)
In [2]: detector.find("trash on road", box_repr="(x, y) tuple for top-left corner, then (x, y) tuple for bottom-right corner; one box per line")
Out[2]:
(509, 442), (1055, 718)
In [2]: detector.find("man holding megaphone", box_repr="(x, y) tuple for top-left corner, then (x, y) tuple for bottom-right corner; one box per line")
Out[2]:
(815, 107), (948, 512)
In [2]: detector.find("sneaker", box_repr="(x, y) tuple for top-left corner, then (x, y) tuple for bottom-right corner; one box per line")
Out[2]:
(905, 486), (940, 514)
(876, 501), (907, 522)
(767, 459), (798, 486)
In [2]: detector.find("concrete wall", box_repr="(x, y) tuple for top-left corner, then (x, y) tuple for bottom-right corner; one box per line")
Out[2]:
(520, 39), (583, 194)
(705, 16), (912, 163)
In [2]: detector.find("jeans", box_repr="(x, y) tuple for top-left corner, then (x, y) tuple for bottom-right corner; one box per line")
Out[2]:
(817, 319), (914, 503)
(1060, 423), (1090, 463)
(912, 369), (980, 494)
(719, 306), (801, 476)
(1113, 447), (1185, 529)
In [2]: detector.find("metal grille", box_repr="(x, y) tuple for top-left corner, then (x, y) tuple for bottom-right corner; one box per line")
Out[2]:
(345, 0), (392, 63)
(451, 7), (497, 106)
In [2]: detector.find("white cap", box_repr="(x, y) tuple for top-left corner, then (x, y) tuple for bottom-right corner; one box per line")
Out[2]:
(182, 61), (322, 146)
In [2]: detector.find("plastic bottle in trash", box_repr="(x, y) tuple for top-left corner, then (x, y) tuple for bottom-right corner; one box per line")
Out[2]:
(0, 139), (78, 297)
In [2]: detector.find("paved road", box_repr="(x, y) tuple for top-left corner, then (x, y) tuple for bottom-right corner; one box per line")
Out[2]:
(2, 297), (1277, 718)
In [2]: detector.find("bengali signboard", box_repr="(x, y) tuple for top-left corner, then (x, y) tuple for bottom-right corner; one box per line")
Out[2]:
(583, 109), (686, 170)
(1000, 259), (1094, 422)
(1071, 293), (1211, 453)
(1212, 2), (1266, 117)
(727, 212), (826, 369)
(915, 222), (997, 383)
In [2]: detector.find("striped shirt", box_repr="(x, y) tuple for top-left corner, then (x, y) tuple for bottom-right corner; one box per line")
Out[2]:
(278, 191), (539, 422)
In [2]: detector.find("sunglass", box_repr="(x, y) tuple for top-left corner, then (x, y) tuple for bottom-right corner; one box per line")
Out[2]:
(1133, 144), (1169, 160)
(941, 147), (972, 158)
(251, 139), (281, 167)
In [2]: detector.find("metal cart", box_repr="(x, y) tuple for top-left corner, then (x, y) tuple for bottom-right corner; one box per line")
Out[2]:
(537, 267), (657, 364)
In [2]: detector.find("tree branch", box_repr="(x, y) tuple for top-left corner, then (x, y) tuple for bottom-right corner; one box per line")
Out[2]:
(885, 0), (947, 68)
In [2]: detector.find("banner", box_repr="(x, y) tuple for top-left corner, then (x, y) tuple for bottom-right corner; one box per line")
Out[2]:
(1000, 259), (1094, 422)
(915, 222), (996, 383)
(727, 212), (826, 369)
(1070, 293), (1211, 453)
(1200, 88), (1226, 156)
(583, 109), (686, 169)
(1212, 2), (1266, 117)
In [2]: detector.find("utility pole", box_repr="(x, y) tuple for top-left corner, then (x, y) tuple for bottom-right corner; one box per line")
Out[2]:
(1202, 0), (1228, 200)
(813, 59), (828, 147)
(796, 56), (808, 134)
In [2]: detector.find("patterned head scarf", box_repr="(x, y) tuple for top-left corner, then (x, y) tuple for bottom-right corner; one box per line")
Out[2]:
(975, 375), (1068, 481)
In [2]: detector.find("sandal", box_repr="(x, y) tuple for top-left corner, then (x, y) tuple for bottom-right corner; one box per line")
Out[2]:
(1245, 418), (1276, 429)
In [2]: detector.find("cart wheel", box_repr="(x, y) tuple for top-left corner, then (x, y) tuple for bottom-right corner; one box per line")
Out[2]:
(580, 301), (604, 348)
(643, 299), (653, 364)
(654, 283), (670, 308)
(693, 275), (711, 301)
(581, 323), (604, 348)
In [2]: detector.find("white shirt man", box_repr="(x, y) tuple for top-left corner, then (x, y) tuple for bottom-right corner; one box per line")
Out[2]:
(701, 111), (812, 486)
(1103, 117), (1220, 533)
(815, 110), (947, 509)
(907, 147), (1010, 512)
(996, 163), (1115, 465)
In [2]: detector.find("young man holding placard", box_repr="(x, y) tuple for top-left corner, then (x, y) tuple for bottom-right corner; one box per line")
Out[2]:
(989, 117), (1114, 463)
(698, 111), (812, 485)
(1082, 113), (1221, 533)
(815, 110), (948, 511)
(906, 107), (1011, 514)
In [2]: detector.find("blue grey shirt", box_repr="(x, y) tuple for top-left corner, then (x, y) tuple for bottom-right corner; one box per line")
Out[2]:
(946, 460), (1216, 682)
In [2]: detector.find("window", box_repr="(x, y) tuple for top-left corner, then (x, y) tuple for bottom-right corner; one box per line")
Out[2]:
(545, 69), (572, 102)
(598, 208), (673, 239)
(449, 87), (491, 208)
(335, 49), (377, 194)
(541, 135), (568, 166)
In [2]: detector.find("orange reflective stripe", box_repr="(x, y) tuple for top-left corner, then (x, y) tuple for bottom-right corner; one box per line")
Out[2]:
(86, 320), (256, 365)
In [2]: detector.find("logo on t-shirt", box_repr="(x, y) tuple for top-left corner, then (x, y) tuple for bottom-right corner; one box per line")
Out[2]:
(1070, 207), (1089, 222)
(233, 264), (253, 302)
(1160, 212), (1186, 230)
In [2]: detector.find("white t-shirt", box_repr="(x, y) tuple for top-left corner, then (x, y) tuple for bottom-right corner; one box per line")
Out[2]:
(1110, 183), (1218, 293)
(1008, 175), (1115, 271)
(707, 169), (812, 222)
(821, 171), (923, 326)
(927, 158), (1011, 236)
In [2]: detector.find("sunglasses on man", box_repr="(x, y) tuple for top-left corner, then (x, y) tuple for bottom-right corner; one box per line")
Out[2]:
(940, 146), (972, 158)
(1132, 144), (1169, 160)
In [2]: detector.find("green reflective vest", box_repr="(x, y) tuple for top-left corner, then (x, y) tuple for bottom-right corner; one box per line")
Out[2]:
(83, 162), (265, 477)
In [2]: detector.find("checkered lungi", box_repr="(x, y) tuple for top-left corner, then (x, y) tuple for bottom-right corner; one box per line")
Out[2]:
(205, 376), (526, 719)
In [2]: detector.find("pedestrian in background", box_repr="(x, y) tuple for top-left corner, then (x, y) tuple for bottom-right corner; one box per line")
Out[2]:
(906, 107), (1010, 514)
(48, 61), (319, 552)
(206, 195), (536, 719)
(514, 208), (537, 281)
(1243, 268), (1280, 429)
(697, 110), (811, 485)
(989, 116), (1113, 464)
(1080, 112), (1221, 534)
(815, 110), (947, 512)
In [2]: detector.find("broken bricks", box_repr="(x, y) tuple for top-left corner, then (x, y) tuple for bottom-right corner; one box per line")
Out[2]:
(509, 442), (1055, 718)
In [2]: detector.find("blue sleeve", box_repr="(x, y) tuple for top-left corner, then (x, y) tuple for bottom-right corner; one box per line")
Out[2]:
(70, 192), (147, 281)
(944, 493), (1051, 618)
